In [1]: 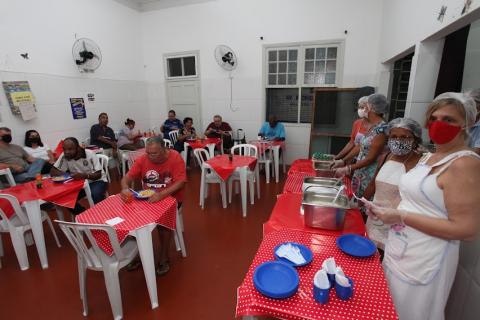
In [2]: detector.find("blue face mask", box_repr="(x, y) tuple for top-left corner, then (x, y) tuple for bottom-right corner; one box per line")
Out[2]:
(388, 138), (413, 156)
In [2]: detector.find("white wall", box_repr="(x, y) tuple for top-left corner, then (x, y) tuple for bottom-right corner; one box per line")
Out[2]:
(140, 0), (384, 163)
(462, 19), (480, 89)
(0, 0), (148, 147)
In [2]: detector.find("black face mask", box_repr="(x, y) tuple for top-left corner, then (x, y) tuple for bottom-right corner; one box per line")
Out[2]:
(1, 134), (12, 143)
(29, 137), (40, 144)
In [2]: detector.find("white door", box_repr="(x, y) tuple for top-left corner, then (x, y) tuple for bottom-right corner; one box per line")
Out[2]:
(166, 80), (202, 131)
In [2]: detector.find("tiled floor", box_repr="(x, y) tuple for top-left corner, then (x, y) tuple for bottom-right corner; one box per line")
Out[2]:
(0, 167), (285, 319)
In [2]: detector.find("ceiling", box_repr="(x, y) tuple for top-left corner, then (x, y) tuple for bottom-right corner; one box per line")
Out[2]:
(114, 0), (216, 12)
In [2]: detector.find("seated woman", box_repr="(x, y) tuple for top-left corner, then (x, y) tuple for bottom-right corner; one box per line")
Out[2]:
(362, 118), (423, 251)
(174, 117), (196, 164)
(23, 130), (55, 174)
(118, 118), (144, 151)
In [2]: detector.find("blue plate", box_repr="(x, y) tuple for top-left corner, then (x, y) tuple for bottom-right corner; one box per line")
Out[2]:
(274, 242), (313, 267)
(253, 261), (299, 299)
(336, 234), (376, 257)
(52, 174), (71, 183)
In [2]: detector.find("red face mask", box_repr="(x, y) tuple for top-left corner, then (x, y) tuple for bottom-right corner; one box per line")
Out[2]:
(427, 121), (462, 144)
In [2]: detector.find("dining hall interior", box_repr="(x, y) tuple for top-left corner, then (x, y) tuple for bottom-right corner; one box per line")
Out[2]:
(1, 0), (480, 319)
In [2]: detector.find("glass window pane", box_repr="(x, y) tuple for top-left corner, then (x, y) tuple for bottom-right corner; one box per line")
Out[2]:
(327, 47), (337, 59)
(326, 60), (336, 72)
(315, 48), (326, 59)
(268, 74), (277, 85)
(305, 48), (315, 60)
(268, 50), (277, 62)
(305, 61), (314, 72)
(287, 74), (297, 85)
(278, 74), (287, 85)
(168, 58), (182, 77)
(266, 88), (299, 123)
(325, 73), (336, 84)
(314, 73), (325, 84)
(288, 50), (298, 61)
(315, 61), (325, 73)
(288, 62), (297, 73)
(279, 50), (287, 61)
(300, 87), (314, 123)
(278, 62), (287, 73)
(269, 63), (277, 73)
(183, 56), (196, 76)
(304, 73), (315, 84)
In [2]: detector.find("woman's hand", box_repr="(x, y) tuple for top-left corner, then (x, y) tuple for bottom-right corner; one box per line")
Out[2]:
(331, 159), (345, 169)
(334, 166), (350, 177)
(370, 205), (405, 225)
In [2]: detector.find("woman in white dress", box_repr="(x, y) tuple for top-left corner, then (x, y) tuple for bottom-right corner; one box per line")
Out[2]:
(363, 118), (423, 251)
(369, 93), (480, 320)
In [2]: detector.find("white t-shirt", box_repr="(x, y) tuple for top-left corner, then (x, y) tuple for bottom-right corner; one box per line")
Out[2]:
(54, 149), (107, 182)
(24, 144), (51, 161)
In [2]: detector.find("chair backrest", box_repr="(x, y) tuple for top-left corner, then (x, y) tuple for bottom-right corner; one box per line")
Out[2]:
(163, 139), (173, 149)
(0, 168), (16, 187)
(56, 220), (126, 268)
(0, 194), (29, 225)
(83, 137), (91, 146)
(193, 148), (210, 167)
(169, 130), (180, 144)
(252, 140), (273, 161)
(114, 131), (120, 140)
(231, 144), (258, 158)
(96, 154), (109, 180)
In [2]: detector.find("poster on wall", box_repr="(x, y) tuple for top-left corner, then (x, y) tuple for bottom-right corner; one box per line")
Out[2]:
(2, 81), (37, 117)
(87, 93), (95, 102)
(70, 98), (87, 120)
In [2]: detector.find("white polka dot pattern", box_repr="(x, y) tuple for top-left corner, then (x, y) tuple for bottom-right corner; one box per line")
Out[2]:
(288, 159), (316, 176)
(236, 229), (398, 319)
(76, 194), (177, 255)
(283, 172), (315, 194)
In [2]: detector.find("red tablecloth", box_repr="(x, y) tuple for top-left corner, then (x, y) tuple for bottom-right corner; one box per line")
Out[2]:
(0, 198), (15, 218)
(236, 229), (397, 319)
(288, 159), (315, 176)
(263, 193), (365, 236)
(205, 155), (257, 181)
(186, 137), (221, 149)
(249, 140), (285, 155)
(0, 179), (85, 219)
(76, 194), (177, 255)
(283, 172), (316, 194)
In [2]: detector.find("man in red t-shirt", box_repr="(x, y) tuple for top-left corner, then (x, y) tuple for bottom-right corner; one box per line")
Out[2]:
(120, 136), (186, 275)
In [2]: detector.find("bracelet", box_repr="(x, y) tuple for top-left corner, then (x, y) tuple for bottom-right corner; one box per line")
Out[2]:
(399, 210), (408, 225)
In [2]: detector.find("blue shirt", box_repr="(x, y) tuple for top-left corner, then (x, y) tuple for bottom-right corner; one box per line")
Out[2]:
(162, 118), (183, 137)
(259, 122), (285, 140)
(469, 121), (480, 148)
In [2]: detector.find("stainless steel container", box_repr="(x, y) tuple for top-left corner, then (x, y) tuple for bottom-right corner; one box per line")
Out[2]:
(312, 161), (335, 178)
(302, 177), (342, 193)
(302, 192), (349, 230)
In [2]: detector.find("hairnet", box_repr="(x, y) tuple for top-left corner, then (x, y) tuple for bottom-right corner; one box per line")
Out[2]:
(465, 88), (480, 106)
(358, 96), (369, 106)
(367, 94), (389, 115)
(433, 92), (477, 127)
(387, 117), (422, 143)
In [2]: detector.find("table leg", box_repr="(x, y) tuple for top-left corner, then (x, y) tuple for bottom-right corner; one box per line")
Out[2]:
(239, 167), (248, 218)
(131, 224), (159, 309)
(273, 146), (280, 183)
(24, 200), (48, 269)
(183, 143), (189, 167)
(83, 181), (94, 208)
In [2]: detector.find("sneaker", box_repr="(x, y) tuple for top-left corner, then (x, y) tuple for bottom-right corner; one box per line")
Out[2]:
(155, 261), (170, 276)
(126, 258), (142, 271)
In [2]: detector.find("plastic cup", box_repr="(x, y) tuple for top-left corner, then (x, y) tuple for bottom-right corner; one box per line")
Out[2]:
(313, 283), (330, 304)
(335, 277), (354, 300)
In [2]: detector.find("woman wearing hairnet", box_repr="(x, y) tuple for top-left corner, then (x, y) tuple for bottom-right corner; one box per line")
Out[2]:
(368, 93), (480, 320)
(334, 93), (388, 197)
(465, 88), (480, 154)
(362, 118), (423, 251)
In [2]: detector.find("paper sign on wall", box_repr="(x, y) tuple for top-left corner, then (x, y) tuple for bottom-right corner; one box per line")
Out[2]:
(2, 81), (37, 117)
(70, 98), (87, 120)
(18, 102), (37, 121)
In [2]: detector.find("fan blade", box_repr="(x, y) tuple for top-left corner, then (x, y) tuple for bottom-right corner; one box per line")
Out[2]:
(82, 41), (87, 51)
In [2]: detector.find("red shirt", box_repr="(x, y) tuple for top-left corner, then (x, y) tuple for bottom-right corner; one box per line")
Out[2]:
(127, 150), (187, 202)
(350, 119), (369, 145)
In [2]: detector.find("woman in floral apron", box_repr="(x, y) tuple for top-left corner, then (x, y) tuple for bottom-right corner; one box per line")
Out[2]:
(369, 93), (480, 320)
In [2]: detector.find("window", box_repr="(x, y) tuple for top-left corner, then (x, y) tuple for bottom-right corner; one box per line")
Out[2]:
(164, 53), (198, 79)
(265, 41), (343, 123)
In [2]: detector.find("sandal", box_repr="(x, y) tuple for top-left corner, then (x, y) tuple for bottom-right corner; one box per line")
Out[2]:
(126, 258), (142, 271)
(155, 261), (170, 276)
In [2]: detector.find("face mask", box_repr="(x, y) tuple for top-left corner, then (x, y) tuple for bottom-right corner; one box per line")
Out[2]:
(357, 109), (368, 118)
(1, 134), (12, 143)
(29, 137), (40, 144)
(388, 138), (413, 156)
(428, 121), (462, 145)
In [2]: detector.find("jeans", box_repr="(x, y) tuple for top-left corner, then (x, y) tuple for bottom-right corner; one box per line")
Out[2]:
(72, 180), (107, 215)
(13, 159), (46, 183)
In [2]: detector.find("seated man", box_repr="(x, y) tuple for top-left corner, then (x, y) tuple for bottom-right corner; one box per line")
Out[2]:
(0, 127), (45, 183)
(258, 115), (286, 141)
(50, 137), (108, 214)
(90, 112), (117, 157)
(204, 115), (233, 151)
(161, 109), (183, 139)
(120, 136), (186, 276)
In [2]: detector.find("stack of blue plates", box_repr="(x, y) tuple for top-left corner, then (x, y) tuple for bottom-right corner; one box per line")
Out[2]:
(253, 261), (299, 299)
(336, 234), (376, 257)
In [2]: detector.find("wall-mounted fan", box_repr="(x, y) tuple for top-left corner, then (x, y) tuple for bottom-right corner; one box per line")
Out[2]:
(214, 45), (237, 71)
(72, 38), (102, 72)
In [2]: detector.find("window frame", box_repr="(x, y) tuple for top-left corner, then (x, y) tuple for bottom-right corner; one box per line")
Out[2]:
(163, 51), (199, 80)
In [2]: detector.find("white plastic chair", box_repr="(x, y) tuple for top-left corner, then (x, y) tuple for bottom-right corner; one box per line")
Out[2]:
(56, 220), (139, 320)
(83, 137), (91, 146)
(163, 139), (172, 149)
(0, 194), (61, 270)
(0, 168), (16, 187)
(228, 144), (260, 204)
(173, 206), (187, 257)
(254, 141), (274, 183)
(169, 130), (180, 145)
(193, 149), (227, 209)
(97, 154), (111, 183)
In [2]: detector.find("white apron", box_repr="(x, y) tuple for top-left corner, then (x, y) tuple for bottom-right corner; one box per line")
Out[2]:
(383, 150), (479, 320)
